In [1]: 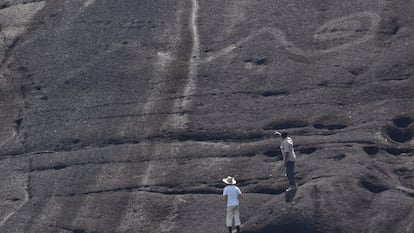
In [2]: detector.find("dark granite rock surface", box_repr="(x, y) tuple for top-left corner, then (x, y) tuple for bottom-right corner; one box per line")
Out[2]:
(0, 0), (413, 232)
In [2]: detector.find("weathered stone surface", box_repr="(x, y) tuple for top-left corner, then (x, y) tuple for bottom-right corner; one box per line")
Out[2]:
(0, 0), (413, 233)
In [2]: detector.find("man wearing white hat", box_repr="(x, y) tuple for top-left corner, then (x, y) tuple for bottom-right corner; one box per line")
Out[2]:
(222, 176), (242, 233)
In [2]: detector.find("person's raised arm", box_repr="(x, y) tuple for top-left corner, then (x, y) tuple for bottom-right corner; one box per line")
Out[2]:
(273, 130), (281, 136)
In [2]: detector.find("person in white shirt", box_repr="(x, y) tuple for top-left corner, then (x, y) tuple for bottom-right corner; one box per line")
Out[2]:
(222, 176), (242, 233)
(274, 131), (298, 191)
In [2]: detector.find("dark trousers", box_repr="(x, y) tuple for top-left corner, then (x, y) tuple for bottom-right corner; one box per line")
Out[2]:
(286, 161), (296, 186)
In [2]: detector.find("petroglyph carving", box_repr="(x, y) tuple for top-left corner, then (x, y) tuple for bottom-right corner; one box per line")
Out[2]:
(0, 162), (30, 228)
(167, 11), (380, 130)
(199, 11), (381, 64)
(0, 1), (46, 63)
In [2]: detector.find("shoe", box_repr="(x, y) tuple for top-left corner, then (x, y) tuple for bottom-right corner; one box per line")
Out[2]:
(286, 185), (298, 192)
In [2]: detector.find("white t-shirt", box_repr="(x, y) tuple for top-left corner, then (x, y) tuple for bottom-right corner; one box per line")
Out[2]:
(223, 185), (242, 207)
(280, 137), (296, 161)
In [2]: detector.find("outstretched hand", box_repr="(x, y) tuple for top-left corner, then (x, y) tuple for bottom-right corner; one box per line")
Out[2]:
(273, 130), (281, 136)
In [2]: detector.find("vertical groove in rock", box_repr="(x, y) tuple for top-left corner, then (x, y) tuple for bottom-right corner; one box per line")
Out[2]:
(168, 0), (199, 130)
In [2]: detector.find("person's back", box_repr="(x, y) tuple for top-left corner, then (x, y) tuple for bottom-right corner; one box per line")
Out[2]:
(223, 184), (241, 206)
(222, 176), (242, 233)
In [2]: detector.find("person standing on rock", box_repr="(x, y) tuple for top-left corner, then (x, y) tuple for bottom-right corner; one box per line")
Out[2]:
(223, 176), (242, 233)
(274, 131), (298, 191)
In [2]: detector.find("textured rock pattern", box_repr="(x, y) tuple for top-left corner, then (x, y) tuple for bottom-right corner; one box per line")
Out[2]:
(0, 0), (413, 233)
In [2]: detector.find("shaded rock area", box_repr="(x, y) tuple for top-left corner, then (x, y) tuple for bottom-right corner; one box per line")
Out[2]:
(0, 0), (413, 232)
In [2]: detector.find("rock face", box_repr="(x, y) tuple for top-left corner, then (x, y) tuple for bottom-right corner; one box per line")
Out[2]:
(0, 0), (413, 232)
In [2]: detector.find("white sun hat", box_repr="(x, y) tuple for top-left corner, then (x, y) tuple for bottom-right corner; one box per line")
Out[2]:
(222, 176), (237, 184)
